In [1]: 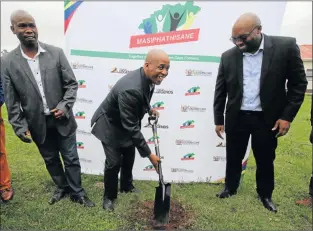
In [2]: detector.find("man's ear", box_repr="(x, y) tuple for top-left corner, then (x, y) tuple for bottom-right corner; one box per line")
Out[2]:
(10, 25), (16, 34)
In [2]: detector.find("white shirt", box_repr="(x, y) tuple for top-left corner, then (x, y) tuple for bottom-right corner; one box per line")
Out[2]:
(150, 84), (155, 91)
(20, 44), (50, 115)
(240, 35), (264, 111)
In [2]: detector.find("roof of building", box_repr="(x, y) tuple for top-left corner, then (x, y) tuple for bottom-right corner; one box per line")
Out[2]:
(300, 45), (312, 59)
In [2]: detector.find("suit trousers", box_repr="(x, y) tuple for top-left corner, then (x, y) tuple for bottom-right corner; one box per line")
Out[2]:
(0, 106), (12, 190)
(35, 115), (85, 197)
(101, 142), (136, 200)
(225, 111), (277, 198)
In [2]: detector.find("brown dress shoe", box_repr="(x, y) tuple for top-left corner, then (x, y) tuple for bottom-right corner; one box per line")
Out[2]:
(296, 197), (312, 207)
(1, 188), (14, 201)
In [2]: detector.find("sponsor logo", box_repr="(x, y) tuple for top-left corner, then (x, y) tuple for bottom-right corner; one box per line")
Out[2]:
(76, 98), (93, 104)
(181, 105), (206, 112)
(143, 165), (155, 171)
(75, 111), (86, 119)
(175, 139), (200, 146)
(185, 69), (212, 76)
(77, 142), (84, 149)
(151, 101), (165, 110)
(78, 80), (86, 88)
(76, 129), (92, 136)
(185, 86), (200, 96)
(130, 1), (201, 48)
(80, 158), (92, 163)
(171, 168), (194, 173)
(147, 136), (160, 144)
(111, 67), (132, 74)
(213, 156), (226, 161)
(180, 120), (195, 129)
(71, 62), (93, 70)
(144, 123), (169, 129)
(181, 153), (195, 160)
(154, 88), (174, 94)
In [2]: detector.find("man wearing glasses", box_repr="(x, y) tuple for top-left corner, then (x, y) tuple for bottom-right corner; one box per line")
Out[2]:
(213, 12), (307, 212)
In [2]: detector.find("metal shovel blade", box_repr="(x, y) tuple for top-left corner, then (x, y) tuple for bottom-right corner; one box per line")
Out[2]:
(154, 182), (171, 225)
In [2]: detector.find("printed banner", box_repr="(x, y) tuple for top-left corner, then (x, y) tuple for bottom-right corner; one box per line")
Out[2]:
(64, 1), (286, 183)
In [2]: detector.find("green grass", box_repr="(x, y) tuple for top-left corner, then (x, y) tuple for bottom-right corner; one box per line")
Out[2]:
(1, 95), (312, 230)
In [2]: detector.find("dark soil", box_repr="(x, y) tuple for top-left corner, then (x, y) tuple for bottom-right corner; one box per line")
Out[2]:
(127, 199), (194, 230)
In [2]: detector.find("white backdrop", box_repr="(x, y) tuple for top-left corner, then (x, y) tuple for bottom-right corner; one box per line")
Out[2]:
(64, 1), (286, 183)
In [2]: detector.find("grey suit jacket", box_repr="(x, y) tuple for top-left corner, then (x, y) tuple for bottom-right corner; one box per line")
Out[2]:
(1, 42), (78, 144)
(91, 68), (153, 158)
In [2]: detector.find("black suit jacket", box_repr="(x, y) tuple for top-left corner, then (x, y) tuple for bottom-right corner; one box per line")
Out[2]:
(214, 34), (308, 132)
(91, 67), (153, 157)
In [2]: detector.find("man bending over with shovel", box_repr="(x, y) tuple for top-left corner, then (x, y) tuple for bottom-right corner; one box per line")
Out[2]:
(91, 49), (170, 211)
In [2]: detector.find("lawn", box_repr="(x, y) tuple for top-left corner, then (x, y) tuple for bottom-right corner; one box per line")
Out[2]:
(0, 95), (312, 230)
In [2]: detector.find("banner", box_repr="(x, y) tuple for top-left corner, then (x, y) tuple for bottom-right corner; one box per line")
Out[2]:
(64, 1), (286, 183)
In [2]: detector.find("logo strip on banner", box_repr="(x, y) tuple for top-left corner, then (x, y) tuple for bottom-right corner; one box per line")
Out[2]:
(70, 50), (221, 63)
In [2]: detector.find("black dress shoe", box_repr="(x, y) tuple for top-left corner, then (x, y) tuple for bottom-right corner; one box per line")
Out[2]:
(120, 187), (141, 194)
(48, 189), (69, 205)
(70, 195), (95, 207)
(258, 196), (277, 213)
(103, 197), (115, 211)
(216, 188), (237, 198)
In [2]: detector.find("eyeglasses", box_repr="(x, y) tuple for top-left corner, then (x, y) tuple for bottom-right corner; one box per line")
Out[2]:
(230, 25), (260, 44)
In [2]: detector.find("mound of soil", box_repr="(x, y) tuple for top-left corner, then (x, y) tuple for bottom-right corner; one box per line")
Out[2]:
(128, 199), (194, 230)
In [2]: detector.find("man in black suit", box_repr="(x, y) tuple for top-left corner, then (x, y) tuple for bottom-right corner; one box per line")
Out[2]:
(296, 93), (312, 207)
(213, 12), (307, 212)
(91, 49), (170, 211)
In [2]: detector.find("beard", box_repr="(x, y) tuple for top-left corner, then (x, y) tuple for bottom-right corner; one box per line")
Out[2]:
(241, 37), (261, 53)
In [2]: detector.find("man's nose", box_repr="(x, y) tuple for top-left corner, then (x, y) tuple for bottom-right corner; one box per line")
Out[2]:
(25, 28), (34, 33)
(161, 69), (168, 76)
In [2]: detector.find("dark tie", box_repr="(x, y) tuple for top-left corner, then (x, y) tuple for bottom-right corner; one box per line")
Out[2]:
(149, 85), (154, 100)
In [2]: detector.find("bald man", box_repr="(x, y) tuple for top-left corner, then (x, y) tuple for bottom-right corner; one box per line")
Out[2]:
(213, 13), (307, 212)
(91, 49), (170, 210)
(1, 10), (95, 207)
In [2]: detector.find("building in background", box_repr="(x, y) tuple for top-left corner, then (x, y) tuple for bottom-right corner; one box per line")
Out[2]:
(300, 45), (312, 93)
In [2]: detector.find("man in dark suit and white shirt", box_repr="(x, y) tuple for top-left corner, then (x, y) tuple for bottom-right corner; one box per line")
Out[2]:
(1, 10), (94, 207)
(91, 49), (170, 211)
(213, 12), (307, 212)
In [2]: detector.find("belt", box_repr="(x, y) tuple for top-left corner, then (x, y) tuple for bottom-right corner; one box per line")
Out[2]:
(240, 110), (263, 115)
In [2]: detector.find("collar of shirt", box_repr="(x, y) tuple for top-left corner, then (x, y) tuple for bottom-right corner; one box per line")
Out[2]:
(243, 34), (264, 57)
(150, 84), (155, 91)
(20, 42), (46, 60)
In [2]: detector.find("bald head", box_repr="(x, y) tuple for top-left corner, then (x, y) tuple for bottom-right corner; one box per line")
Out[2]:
(145, 49), (169, 63)
(231, 12), (263, 53)
(10, 10), (38, 49)
(144, 49), (170, 85)
(10, 10), (34, 25)
(234, 13), (261, 30)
